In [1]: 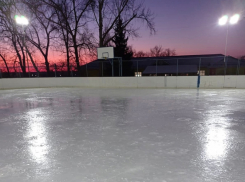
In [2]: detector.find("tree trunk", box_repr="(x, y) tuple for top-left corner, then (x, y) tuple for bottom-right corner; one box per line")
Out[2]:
(0, 54), (10, 75)
(17, 34), (27, 76)
(64, 31), (70, 76)
(72, 35), (80, 75)
(66, 46), (70, 76)
(45, 56), (50, 76)
(12, 39), (26, 76)
(74, 44), (80, 75)
(99, 0), (104, 47)
(26, 47), (39, 75)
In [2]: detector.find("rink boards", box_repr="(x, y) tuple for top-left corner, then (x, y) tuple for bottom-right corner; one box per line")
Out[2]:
(0, 76), (245, 89)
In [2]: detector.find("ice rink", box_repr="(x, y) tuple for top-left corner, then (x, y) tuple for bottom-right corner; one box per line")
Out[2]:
(0, 88), (245, 182)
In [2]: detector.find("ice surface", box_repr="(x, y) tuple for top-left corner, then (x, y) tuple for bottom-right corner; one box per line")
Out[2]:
(0, 88), (245, 182)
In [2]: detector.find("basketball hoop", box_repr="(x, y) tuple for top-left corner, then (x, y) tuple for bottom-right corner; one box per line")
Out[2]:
(102, 52), (109, 60)
(97, 47), (114, 60)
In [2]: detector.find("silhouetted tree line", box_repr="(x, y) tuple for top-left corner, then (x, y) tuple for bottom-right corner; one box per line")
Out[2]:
(133, 45), (176, 58)
(0, 0), (155, 76)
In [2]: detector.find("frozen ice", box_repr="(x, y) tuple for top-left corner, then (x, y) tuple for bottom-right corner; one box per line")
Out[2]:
(0, 88), (245, 182)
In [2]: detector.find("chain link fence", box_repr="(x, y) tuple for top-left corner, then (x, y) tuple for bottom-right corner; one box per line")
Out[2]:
(1, 56), (245, 78)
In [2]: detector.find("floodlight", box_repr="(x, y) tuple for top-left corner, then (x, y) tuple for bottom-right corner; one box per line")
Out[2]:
(15, 15), (29, 26)
(15, 15), (22, 25)
(229, 14), (240, 24)
(21, 16), (29, 25)
(219, 15), (228, 26)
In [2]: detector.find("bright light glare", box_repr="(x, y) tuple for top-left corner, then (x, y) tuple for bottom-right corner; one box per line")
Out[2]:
(219, 15), (228, 26)
(229, 14), (240, 24)
(15, 15), (29, 26)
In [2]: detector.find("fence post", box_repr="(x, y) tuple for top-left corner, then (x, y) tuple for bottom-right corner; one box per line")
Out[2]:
(236, 59), (240, 75)
(156, 60), (158, 76)
(118, 58), (121, 77)
(36, 65), (39, 77)
(102, 61), (104, 77)
(111, 59), (114, 77)
(55, 64), (57, 77)
(177, 59), (179, 76)
(86, 63), (88, 77)
(197, 58), (202, 88)
(19, 67), (21, 78)
(71, 65), (73, 77)
(199, 58), (201, 74)
(121, 58), (123, 77)
(0, 69), (2, 78)
(137, 60), (138, 75)
(224, 56), (226, 76)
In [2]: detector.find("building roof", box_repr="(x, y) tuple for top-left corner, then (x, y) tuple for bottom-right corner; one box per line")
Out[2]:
(81, 54), (242, 70)
(143, 65), (198, 74)
(131, 54), (226, 60)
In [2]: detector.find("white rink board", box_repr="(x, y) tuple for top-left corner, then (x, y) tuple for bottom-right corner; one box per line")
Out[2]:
(0, 76), (245, 89)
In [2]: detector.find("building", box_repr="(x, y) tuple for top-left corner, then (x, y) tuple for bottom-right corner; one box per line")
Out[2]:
(80, 54), (245, 77)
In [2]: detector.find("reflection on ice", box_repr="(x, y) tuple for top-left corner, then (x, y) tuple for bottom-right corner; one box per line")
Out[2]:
(25, 110), (50, 165)
(205, 125), (229, 160)
(203, 111), (231, 161)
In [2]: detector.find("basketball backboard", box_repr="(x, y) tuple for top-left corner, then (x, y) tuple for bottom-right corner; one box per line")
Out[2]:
(97, 47), (114, 60)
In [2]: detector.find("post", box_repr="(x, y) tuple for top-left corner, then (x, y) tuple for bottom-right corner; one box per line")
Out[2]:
(199, 58), (201, 73)
(26, 50), (30, 77)
(102, 61), (103, 77)
(19, 66), (21, 77)
(197, 58), (201, 88)
(54, 64), (57, 77)
(22, 27), (30, 78)
(0, 69), (2, 78)
(37, 67), (39, 77)
(236, 59), (240, 75)
(117, 58), (121, 77)
(224, 24), (229, 62)
(111, 59), (114, 77)
(156, 60), (158, 76)
(121, 58), (122, 77)
(112, 59), (114, 77)
(224, 56), (227, 75)
(137, 60), (138, 75)
(86, 63), (88, 77)
(22, 26), (26, 77)
(177, 59), (179, 76)
(71, 65), (73, 77)
(223, 24), (229, 76)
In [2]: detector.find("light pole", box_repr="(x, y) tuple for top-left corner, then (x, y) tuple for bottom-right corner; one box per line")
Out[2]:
(218, 14), (240, 75)
(218, 14), (240, 60)
(14, 15), (30, 77)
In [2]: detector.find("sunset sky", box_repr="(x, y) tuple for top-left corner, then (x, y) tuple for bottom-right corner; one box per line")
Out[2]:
(1, 0), (245, 69)
(129, 0), (245, 57)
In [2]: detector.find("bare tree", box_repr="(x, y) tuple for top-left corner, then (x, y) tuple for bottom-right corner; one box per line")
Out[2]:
(0, 0), (39, 75)
(150, 46), (177, 57)
(0, 52), (10, 74)
(164, 48), (176, 56)
(0, 0), (27, 75)
(91, 0), (155, 47)
(150, 45), (165, 57)
(133, 50), (149, 57)
(240, 55), (245, 60)
(55, 9), (71, 76)
(23, 0), (57, 75)
(40, 0), (95, 74)
(0, 36), (11, 74)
